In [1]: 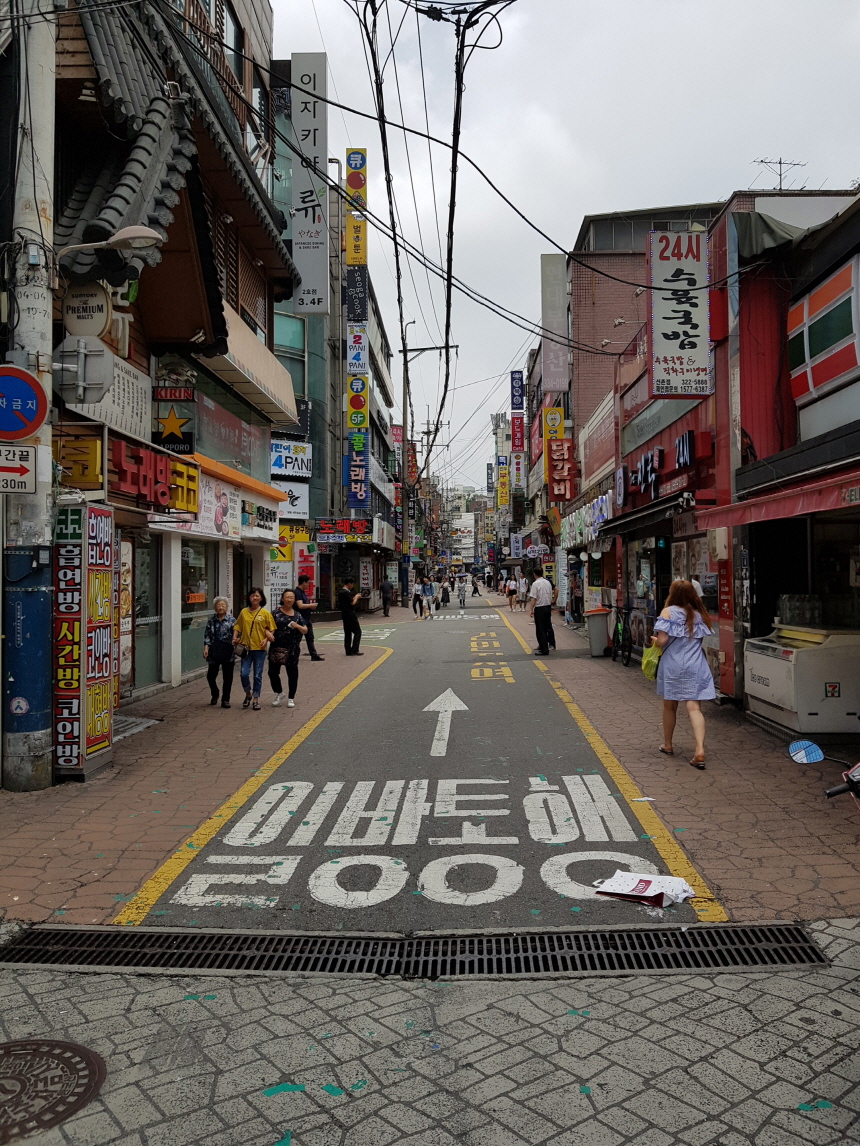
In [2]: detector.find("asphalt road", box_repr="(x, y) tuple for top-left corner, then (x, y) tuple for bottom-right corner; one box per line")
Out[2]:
(143, 598), (701, 932)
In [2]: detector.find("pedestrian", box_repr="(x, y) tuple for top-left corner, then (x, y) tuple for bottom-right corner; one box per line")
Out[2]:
(528, 570), (554, 656)
(471, 574), (481, 596)
(516, 573), (529, 612)
(673, 574), (704, 598)
(380, 575), (394, 617)
(431, 576), (442, 612)
(497, 574), (505, 594)
(441, 578), (450, 607)
(421, 575), (435, 617)
(203, 596), (235, 708)
(652, 579), (715, 768)
(546, 577), (558, 650)
(294, 574), (324, 661)
(338, 576), (363, 655)
(505, 574), (518, 610)
(458, 575), (467, 608)
(233, 587), (275, 711)
(269, 590), (307, 708)
(411, 579), (423, 618)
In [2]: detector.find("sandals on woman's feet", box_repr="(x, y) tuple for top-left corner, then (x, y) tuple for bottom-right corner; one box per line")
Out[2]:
(659, 746), (674, 756)
(242, 693), (251, 709)
(252, 699), (261, 711)
(689, 755), (705, 769)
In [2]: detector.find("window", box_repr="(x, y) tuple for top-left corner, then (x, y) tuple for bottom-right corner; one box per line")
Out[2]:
(273, 312), (305, 352)
(222, 1), (242, 81)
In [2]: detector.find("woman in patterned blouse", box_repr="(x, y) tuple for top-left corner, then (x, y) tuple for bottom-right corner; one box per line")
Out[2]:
(203, 597), (236, 708)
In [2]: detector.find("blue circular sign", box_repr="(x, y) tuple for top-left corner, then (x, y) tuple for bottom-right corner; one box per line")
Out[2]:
(346, 151), (366, 171)
(0, 366), (48, 440)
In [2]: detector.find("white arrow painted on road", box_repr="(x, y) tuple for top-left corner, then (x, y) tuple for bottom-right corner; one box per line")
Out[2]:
(423, 689), (469, 757)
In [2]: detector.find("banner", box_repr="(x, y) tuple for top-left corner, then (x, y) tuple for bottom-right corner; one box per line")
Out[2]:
(511, 413), (524, 452)
(510, 370), (524, 410)
(648, 230), (711, 398)
(346, 325), (368, 375)
(346, 375), (369, 430)
(345, 430), (370, 510)
(292, 53), (330, 315)
(486, 462), (494, 492)
(345, 214), (367, 266)
(497, 465), (510, 507)
(510, 451), (525, 489)
(542, 407), (564, 480)
(345, 148), (367, 210)
(547, 437), (574, 503)
(541, 253), (569, 393)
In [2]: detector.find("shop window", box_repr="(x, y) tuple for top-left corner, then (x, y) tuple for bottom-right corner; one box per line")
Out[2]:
(221, 0), (243, 81)
(273, 312), (305, 352)
(133, 534), (162, 690)
(239, 244), (268, 343)
(181, 540), (219, 675)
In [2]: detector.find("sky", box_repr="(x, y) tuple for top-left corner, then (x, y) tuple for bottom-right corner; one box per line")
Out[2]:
(273, 0), (860, 491)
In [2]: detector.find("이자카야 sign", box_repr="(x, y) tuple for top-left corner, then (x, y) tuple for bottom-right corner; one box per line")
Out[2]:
(649, 231), (711, 399)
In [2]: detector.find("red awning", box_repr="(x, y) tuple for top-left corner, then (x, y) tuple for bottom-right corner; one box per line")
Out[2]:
(695, 466), (860, 530)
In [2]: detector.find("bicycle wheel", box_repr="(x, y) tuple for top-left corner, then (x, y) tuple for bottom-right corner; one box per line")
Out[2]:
(621, 624), (633, 666)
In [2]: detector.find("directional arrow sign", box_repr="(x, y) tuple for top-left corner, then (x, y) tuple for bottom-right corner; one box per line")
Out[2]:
(0, 446), (35, 493)
(423, 689), (469, 757)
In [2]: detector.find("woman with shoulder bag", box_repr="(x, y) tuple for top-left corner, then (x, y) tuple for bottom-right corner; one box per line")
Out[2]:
(203, 596), (235, 708)
(650, 579), (715, 768)
(269, 590), (307, 709)
(232, 587), (275, 711)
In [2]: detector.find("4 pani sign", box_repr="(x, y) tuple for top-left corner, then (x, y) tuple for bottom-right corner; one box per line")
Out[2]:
(648, 231), (711, 399)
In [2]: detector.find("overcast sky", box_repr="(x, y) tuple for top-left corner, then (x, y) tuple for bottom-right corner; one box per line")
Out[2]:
(273, 0), (860, 491)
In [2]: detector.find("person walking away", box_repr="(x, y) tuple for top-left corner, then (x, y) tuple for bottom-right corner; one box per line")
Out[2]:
(528, 571), (554, 656)
(431, 576), (442, 612)
(505, 574), (518, 610)
(380, 576), (394, 617)
(203, 596), (235, 708)
(440, 578), (450, 608)
(269, 590), (307, 708)
(294, 574), (324, 661)
(458, 576), (467, 608)
(339, 576), (363, 655)
(471, 574), (481, 596)
(516, 573), (529, 612)
(411, 579), (423, 618)
(233, 588), (275, 710)
(652, 579), (714, 768)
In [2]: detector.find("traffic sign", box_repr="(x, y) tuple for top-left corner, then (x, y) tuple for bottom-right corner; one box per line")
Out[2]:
(0, 366), (48, 440)
(0, 445), (36, 493)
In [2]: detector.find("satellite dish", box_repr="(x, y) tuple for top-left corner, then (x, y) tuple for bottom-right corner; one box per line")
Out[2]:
(788, 739), (825, 764)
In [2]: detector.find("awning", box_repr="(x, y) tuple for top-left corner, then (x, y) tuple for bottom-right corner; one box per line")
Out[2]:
(695, 466), (860, 530)
(198, 303), (298, 426)
(598, 496), (679, 536)
(190, 454), (286, 503)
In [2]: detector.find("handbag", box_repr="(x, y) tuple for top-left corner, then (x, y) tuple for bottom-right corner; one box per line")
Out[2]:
(236, 611), (261, 660)
(641, 642), (662, 681)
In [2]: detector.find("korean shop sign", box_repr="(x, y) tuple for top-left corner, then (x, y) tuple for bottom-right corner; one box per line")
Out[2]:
(547, 437), (575, 503)
(346, 375), (369, 430)
(271, 439), (313, 478)
(317, 518), (372, 543)
(345, 430), (369, 509)
(648, 231), (712, 399)
(109, 437), (199, 514)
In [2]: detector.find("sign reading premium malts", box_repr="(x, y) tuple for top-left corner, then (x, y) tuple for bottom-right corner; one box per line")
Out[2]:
(62, 282), (112, 338)
(648, 231), (711, 398)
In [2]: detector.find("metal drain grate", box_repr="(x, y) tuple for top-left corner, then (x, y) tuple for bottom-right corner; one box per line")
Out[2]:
(0, 923), (826, 979)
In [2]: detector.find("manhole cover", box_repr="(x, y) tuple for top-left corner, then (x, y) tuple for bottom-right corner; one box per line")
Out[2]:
(0, 1040), (106, 1141)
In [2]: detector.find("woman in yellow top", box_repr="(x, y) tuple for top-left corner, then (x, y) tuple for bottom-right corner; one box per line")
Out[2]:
(232, 587), (275, 710)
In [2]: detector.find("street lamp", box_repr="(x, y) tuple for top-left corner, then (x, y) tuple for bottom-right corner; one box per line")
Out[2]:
(56, 225), (164, 260)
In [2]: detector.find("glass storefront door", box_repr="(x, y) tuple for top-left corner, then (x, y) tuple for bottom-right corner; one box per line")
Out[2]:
(181, 540), (218, 674)
(133, 533), (162, 689)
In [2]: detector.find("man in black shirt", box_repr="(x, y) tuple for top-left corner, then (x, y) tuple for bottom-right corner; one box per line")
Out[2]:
(338, 576), (363, 656)
(294, 574), (324, 661)
(380, 577), (394, 617)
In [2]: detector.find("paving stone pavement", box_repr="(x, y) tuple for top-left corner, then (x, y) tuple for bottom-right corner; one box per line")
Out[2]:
(497, 604), (860, 923)
(1, 918), (858, 1145)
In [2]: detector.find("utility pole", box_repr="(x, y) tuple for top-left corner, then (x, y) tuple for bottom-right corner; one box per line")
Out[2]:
(3, 1), (57, 790)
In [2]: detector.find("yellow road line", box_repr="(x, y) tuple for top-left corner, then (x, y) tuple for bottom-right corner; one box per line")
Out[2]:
(494, 609), (727, 922)
(112, 647), (394, 926)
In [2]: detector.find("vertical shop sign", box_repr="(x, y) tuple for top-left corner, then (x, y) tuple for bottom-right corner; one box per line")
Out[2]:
(510, 452), (525, 490)
(648, 231), (711, 398)
(406, 442), (418, 486)
(345, 148), (368, 210)
(497, 465), (510, 507)
(119, 539), (133, 695)
(346, 431), (370, 509)
(85, 506), (113, 757)
(511, 413), (525, 452)
(541, 253), (569, 393)
(547, 437), (574, 502)
(346, 375), (369, 430)
(510, 370), (524, 410)
(346, 325), (368, 375)
(486, 462), (494, 493)
(292, 52), (330, 314)
(541, 407), (564, 479)
(54, 508), (84, 772)
(345, 215), (367, 265)
(345, 266), (368, 323)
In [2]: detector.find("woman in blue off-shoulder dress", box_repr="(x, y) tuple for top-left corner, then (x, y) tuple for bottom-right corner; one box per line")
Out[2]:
(651, 580), (715, 769)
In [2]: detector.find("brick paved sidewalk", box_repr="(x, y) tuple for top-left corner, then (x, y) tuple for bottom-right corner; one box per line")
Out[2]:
(0, 625), (398, 927)
(496, 602), (860, 922)
(1, 917), (857, 1146)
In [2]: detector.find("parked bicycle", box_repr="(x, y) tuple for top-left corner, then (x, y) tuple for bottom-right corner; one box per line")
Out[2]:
(610, 605), (633, 666)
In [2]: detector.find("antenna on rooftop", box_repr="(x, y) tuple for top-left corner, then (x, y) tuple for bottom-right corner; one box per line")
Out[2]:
(753, 157), (807, 191)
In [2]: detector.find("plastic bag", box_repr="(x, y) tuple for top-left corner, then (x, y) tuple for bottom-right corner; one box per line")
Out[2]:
(641, 642), (661, 681)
